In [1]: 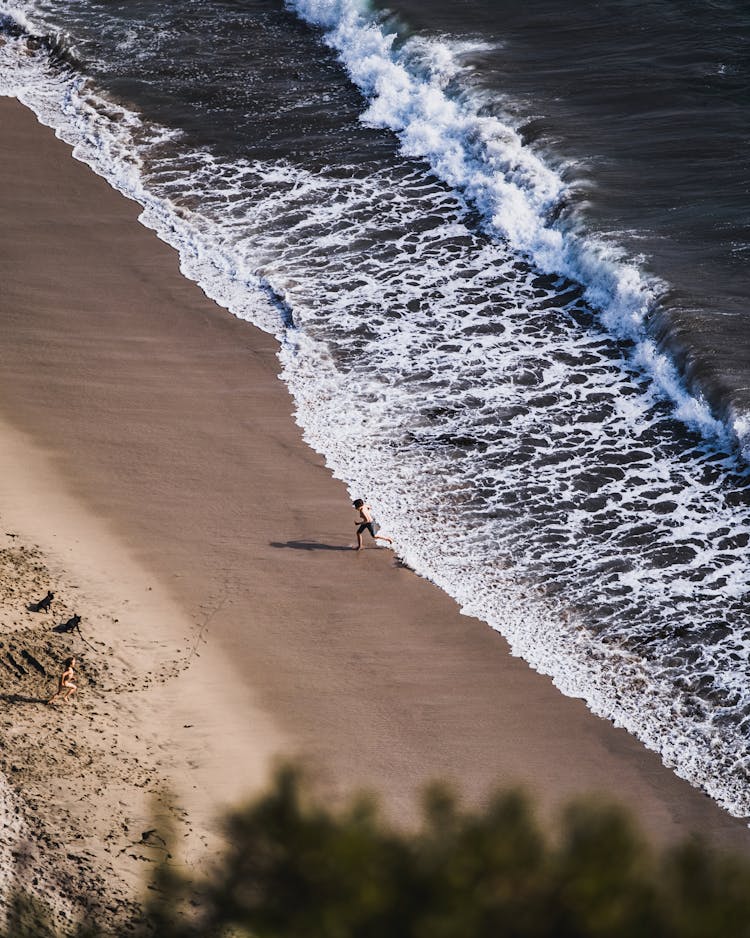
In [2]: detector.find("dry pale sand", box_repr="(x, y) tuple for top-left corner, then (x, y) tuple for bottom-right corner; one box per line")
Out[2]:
(1, 96), (750, 924)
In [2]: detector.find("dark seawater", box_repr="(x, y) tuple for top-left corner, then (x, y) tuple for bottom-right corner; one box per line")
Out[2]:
(374, 0), (750, 427)
(2, 0), (750, 816)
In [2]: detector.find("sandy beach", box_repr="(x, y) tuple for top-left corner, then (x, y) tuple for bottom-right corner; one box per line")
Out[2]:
(1, 95), (750, 926)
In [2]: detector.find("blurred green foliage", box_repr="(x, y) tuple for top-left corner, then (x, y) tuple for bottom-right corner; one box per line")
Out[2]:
(5, 765), (750, 937)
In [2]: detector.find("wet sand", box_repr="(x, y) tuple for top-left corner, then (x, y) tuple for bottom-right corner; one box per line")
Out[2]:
(1, 96), (749, 923)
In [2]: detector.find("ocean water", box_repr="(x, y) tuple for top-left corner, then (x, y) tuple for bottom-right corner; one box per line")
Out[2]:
(2, 0), (750, 815)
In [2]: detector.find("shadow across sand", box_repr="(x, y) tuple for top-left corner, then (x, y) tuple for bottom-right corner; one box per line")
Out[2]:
(0, 693), (48, 705)
(270, 540), (352, 552)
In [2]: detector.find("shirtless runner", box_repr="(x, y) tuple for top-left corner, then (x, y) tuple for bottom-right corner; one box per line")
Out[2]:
(353, 499), (393, 551)
(48, 656), (77, 705)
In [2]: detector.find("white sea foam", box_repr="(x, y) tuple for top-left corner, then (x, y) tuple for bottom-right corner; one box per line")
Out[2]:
(2, 2), (750, 822)
(0, 5), (285, 338)
(287, 0), (728, 444)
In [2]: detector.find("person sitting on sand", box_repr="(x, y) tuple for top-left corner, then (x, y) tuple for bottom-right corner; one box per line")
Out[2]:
(48, 656), (77, 705)
(353, 499), (393, 551)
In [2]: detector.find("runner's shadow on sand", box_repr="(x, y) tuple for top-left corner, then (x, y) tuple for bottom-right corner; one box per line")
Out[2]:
(270, 540), (352, 552)
(0, 693), (48, 705)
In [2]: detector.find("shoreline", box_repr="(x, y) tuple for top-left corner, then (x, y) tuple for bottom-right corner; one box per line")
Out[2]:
(2, 95), (750, 923)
